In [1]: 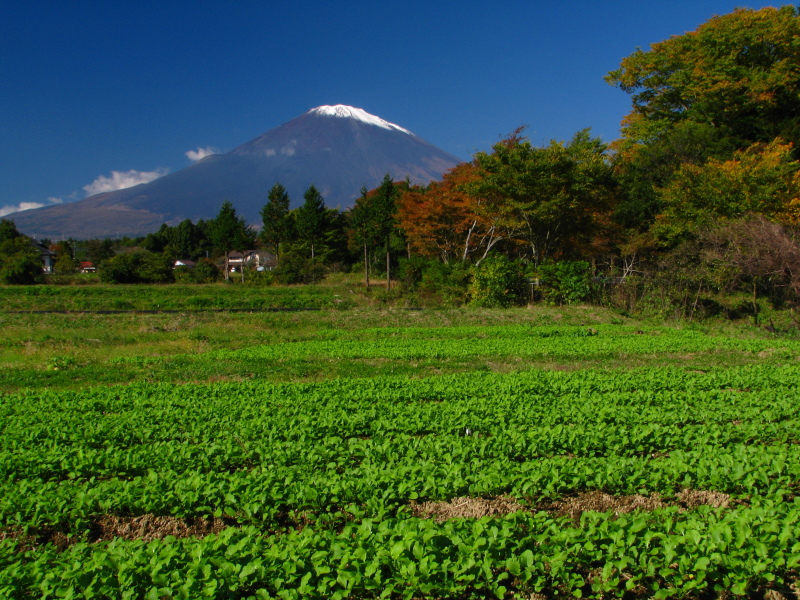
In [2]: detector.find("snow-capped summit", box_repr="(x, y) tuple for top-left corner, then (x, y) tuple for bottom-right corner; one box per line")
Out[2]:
(308, 105), (412, 135)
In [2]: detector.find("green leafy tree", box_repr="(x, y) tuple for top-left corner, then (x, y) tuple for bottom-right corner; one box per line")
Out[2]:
(142, 225), (169, 254)
(0, 219), (20, 243)
(653, 139), (800, 245)
(0, 236), (42, 285)
(54, 252), (78, 274)
(82, 239), (115, 266)
(294, 185), (327, 262)
(612, 121), (738, 232)
(468, 254), (526, 307)
(471, 128), (616, 266)
(99, 251), (174, 284)
(260, 183), (294, 264)
(166, 219), (210, 261)
(192, 258), (221, 283)
(48, 240), (77, 274)
(348, 186), (380, 288)
(607, 6), (800, 153)
(143, 220), (210, 261)
(135, 252), (174, 283)
(273, 250), (326, 284)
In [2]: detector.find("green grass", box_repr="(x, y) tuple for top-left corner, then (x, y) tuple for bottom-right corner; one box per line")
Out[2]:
(0, 281), (361, 312)
(1, 289), (797, 392)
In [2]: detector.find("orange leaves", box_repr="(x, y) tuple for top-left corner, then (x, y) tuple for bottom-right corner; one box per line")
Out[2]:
(396, 162), (484, 263)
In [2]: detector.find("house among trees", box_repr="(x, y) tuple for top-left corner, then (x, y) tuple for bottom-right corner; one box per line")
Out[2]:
(31, 240), (55, 273)
(173, 259), (196, 268)
(79, 261), (96, 273)
(225, 250), (275, 273)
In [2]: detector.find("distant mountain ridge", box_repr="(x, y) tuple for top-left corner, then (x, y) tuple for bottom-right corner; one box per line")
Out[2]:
(11, 105), (461, 239)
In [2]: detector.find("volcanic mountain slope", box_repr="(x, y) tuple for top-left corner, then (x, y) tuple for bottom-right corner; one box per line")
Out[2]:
(12, 105), (462, 239)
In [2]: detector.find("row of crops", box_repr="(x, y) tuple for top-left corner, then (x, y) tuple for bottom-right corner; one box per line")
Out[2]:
(118, 324), (800, 366)
(103, 324), (800, 386)
(0, 284), (353, 312)
(2, 326), (800, 598)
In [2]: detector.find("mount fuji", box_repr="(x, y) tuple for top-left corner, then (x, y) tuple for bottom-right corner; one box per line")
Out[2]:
(11, 105), (462, 239)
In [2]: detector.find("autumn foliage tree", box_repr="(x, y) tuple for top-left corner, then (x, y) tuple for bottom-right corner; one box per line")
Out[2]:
(607, 6), (800, 154)
(397, 162), (502, 264)
(653, 140), (800, 244)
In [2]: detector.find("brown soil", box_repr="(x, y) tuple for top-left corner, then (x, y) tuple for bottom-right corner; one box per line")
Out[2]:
(538, 490), (668, 522)
(676, 488), (731, 509)
(410, 495), (524, 522)
(1, 514), (235, 551)
(90, 514), (231, 542)
(411, 488), (734, 523)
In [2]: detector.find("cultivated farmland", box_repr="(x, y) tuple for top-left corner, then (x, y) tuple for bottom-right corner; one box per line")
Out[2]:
(1, 290), (799, 598)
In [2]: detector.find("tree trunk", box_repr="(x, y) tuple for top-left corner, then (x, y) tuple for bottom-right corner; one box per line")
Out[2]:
(690, 283), (702, 321)
(224, 253), (229, 281)
(753, 279), (759, 326)
(462, 220), (477, 262)
(386, 239), (391, 291)
(364, 243), (370, 289)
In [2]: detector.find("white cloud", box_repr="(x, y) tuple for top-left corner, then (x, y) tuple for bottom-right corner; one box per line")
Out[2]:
(83, 169), (167, 196)
(0, 202), (45, 217)
(265, 148), (276, 157)
(280, 140), (297, 157)
(186, 146), (218, 162)
(0, 196), (65, 218)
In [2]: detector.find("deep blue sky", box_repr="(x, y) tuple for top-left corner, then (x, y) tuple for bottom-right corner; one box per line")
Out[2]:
(0, 0), (780, 216)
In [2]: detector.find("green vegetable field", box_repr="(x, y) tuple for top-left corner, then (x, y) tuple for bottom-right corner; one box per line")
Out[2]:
(1, 300), (800, 598)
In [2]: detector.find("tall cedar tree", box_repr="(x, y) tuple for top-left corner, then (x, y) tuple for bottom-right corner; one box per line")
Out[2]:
(170, 219), (209, 261)
(210, 201), (256, 280)
(0, 219), (20, 243)
(295, 185), (327, 262)
(142, 220), (209, 260)
(349, 186), (380, 288)
(260, 183), (294, 264)
(371, 174), (399, 289)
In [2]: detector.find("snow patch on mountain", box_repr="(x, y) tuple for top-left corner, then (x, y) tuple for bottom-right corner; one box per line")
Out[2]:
(308, 105), (412, 135)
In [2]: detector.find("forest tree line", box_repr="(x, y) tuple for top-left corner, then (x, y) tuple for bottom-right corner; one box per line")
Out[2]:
(4, 6), (800, 319)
